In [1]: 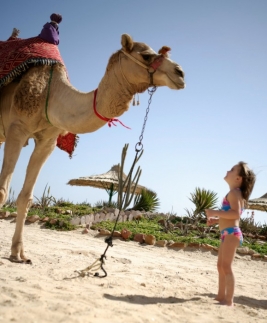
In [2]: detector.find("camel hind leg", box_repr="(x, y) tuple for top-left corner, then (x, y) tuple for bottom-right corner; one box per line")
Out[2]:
(10, 135), (57, 264)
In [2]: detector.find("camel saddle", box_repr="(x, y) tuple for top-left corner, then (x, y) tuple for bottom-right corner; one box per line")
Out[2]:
(0, 36), (78, 158)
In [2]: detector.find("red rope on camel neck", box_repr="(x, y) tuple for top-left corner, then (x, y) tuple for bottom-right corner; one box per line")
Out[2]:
(93, 89), (130, 129)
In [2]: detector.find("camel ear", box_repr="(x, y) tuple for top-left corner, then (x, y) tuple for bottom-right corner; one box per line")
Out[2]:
(121, 34), (134, 52)
(158, 46), (171, 57)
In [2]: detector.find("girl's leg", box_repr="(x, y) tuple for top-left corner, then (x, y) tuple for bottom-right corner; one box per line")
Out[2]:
(216, 244), (226, 301)
(220, 235), (239, 306)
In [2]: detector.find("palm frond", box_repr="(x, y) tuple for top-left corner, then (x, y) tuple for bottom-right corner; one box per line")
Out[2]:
(132, 189), (160, 212)
(188, 187), (219, 220)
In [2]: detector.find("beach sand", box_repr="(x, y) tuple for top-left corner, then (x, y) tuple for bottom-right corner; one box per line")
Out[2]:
(0, 219), (266, 323)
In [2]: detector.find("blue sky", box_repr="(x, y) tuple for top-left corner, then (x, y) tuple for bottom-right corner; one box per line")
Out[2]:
(1, 1), (267, 224)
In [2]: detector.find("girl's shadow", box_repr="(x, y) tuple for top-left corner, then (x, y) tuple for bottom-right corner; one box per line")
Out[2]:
(200, 293), (267, 309)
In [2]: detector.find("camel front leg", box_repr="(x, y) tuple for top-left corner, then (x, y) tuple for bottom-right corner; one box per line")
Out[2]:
(10, 137), (57, 264)
(0, 123), (29, 207)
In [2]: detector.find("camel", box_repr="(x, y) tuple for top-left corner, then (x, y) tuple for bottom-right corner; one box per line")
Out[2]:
(0, 33), (185, 264)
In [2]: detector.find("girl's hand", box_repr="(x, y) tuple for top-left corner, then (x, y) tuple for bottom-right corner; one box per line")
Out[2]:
(207, 217), (219, 226)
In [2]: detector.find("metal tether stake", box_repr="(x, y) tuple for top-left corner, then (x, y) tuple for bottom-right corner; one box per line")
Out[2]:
(76, 86), (157, 278)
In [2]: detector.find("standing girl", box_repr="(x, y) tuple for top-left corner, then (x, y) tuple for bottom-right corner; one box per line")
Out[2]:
(205, 161), (256, 306)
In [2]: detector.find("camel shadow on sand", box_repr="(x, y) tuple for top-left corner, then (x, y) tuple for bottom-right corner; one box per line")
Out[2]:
(103, 294), (201, 305)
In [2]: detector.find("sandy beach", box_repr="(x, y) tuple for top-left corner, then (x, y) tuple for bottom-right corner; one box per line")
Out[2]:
(0, 218), (266, 323)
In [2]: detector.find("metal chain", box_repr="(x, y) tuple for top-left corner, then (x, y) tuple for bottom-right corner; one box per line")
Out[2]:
(77, 86), (157, 278)
(135, 86), (157, 152)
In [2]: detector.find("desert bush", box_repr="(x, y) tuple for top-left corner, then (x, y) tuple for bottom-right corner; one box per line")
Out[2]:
(53, 198), (74, 207)
(185, 187), (219, 222)
(94, 200), (118, 209)
(4, 187), (17, 208)
(34, 184), (56, 211)
(240, 213), (261, 235)
(132, 189), (160, 212)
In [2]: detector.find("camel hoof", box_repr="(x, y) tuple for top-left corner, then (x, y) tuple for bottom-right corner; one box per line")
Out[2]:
(9, 255), (32, 264)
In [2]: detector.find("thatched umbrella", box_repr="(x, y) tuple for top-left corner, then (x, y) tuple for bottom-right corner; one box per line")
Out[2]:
(67, 165), (146, 203)
(247, 193), (267, 212)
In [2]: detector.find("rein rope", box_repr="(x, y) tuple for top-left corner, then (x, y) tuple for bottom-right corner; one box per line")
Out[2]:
(76, 85), (157, 278)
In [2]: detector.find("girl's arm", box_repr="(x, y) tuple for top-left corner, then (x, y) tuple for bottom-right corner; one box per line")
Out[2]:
(206, 209), (239, 219)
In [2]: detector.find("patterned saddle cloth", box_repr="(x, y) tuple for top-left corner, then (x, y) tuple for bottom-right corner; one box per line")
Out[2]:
(0, 36), (77, 158)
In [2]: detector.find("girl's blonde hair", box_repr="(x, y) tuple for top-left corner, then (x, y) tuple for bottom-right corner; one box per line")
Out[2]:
(238, 161), (256, 202)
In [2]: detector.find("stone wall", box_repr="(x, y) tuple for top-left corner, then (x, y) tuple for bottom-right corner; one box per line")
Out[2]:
(69, 208), (164, 226)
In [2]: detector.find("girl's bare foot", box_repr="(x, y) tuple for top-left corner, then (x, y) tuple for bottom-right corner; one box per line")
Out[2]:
(218, 300), (234, 307)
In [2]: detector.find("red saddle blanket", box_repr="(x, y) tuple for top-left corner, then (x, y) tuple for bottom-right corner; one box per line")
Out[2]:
(0, 36), (77, 158)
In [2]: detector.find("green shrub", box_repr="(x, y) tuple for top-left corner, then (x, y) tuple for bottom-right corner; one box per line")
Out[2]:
(185, 187), (219, 222)
(132, 189), (160, 212)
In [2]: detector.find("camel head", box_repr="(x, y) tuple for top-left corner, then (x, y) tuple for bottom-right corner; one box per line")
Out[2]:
(119, 34), (185, 91)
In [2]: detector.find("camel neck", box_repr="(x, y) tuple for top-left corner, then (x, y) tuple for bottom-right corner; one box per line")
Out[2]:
(93, 89), (130, 129)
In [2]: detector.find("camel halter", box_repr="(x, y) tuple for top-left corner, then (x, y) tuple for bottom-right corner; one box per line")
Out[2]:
(120, 50), (165, 86)
(93, 51), (164, 128)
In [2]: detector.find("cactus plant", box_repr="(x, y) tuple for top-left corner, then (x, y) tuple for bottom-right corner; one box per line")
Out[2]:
(117, 144), (143, 210)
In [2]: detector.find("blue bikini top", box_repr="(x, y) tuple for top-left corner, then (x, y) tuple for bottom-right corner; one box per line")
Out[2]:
(221, 188), (244, 214)
(221, 197), (231, 212)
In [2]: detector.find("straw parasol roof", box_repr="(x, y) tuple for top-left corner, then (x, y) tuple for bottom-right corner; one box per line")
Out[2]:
(247, 193), (267, 212)
(67, 165), (146, 195)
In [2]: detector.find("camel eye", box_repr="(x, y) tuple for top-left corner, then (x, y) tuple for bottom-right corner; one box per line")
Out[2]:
(141, 55), (150, 61)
